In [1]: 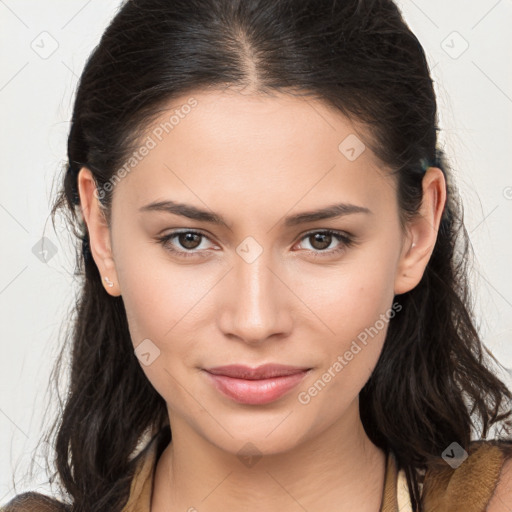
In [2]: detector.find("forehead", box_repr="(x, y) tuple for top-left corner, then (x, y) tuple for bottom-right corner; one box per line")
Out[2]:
(140, 89), (380, 165)
(112, 89), (396, 218)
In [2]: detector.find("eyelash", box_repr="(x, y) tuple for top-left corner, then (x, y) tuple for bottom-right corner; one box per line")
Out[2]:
(155, 229), (355, 260)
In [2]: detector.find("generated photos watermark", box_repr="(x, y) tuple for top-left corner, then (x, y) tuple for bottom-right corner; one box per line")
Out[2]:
(94, 97), (198, 201)
(297, 301), (402, 405)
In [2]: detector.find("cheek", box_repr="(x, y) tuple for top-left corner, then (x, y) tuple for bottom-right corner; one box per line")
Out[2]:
(294, 238), (399, 342)
(296, 278), (396, 421)
(118, 265), (203, 355)
(115, 247), (203, 407)
(320, 281), (392, 390)
(110, 239), (186, 377)
(113, 224), (201, 335)
(293, 237), (400, 399)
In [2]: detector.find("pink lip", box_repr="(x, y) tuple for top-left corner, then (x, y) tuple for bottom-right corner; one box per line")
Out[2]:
(203, 364), (311, 405)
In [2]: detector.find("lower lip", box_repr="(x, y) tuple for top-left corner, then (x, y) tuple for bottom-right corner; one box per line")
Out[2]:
(203, 370), (310, 405)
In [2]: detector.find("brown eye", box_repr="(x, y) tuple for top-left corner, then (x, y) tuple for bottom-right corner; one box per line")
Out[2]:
(308, 232), (333, 251)
(156, 230), (213, 259)
(295, 229), (355, 259)
(177, 232), (202, 250)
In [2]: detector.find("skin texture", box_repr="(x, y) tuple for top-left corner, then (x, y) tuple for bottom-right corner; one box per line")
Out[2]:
(78, 89), (446, 511)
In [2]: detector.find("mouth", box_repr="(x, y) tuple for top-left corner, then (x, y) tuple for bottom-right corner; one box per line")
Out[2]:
(202, 364), (312, 405)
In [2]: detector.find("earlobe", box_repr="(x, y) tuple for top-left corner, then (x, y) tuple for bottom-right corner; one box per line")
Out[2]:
(77, 167), (121, 297)
(394, 167), (447, 296)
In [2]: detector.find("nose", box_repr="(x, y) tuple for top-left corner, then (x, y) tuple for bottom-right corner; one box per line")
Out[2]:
(217, 250), (293, 345)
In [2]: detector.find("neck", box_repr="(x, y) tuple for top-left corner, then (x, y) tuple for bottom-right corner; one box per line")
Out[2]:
(151, 401), (387, 512)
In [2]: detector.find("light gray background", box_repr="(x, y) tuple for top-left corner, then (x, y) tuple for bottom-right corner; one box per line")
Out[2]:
(1, 0), (511, 504)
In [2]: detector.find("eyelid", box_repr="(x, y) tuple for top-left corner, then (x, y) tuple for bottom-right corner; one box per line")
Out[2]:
(156, 228), (356, 258)
(155, 229), (216, 259)
(293, 229), (355, 256)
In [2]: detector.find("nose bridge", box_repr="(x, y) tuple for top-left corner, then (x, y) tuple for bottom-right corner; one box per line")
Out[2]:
(220, 241), (290, 342)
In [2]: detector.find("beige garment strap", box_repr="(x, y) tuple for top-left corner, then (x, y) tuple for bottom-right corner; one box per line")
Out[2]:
(381, 450), (399, 511)
(397, 469), (413, 512)
(122, 435), (160, 512)
(381, 450), (415, 512)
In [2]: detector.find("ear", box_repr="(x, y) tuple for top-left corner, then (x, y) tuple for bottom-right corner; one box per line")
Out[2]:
(394, 167), (447, 295)
(77, 167), (121, 296)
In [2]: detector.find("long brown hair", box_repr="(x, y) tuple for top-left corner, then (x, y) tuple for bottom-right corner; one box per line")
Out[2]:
(12, 0), (512, 510)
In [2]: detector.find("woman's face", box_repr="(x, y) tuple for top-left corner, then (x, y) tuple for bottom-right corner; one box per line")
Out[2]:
(80, 89), (441, 456)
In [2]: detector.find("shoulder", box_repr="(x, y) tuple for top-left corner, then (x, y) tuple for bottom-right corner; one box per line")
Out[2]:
(0, 491), (69, 512)
(487, 444), (512, 512)
(421, 439), (512, 511)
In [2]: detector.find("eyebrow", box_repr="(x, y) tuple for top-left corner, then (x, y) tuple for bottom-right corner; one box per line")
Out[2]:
(139, 200), (372, 228)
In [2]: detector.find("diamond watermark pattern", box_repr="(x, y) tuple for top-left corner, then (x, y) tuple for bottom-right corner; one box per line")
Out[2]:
(442, 442), (468, 469)
(31, 237), (58, 263)
(135, 338), (161, 366)
(338, 134), (366, 162)
(236, 236), (263, 264)
(237, 442), (263, 468)
(441, 31), (469, 60)
(30, 31), (59, 59)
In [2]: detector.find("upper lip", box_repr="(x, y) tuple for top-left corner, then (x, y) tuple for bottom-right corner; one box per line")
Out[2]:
(204, 364), (311, 380)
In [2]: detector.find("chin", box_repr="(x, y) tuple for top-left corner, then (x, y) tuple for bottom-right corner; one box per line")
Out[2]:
(200, 418), (313, 459)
